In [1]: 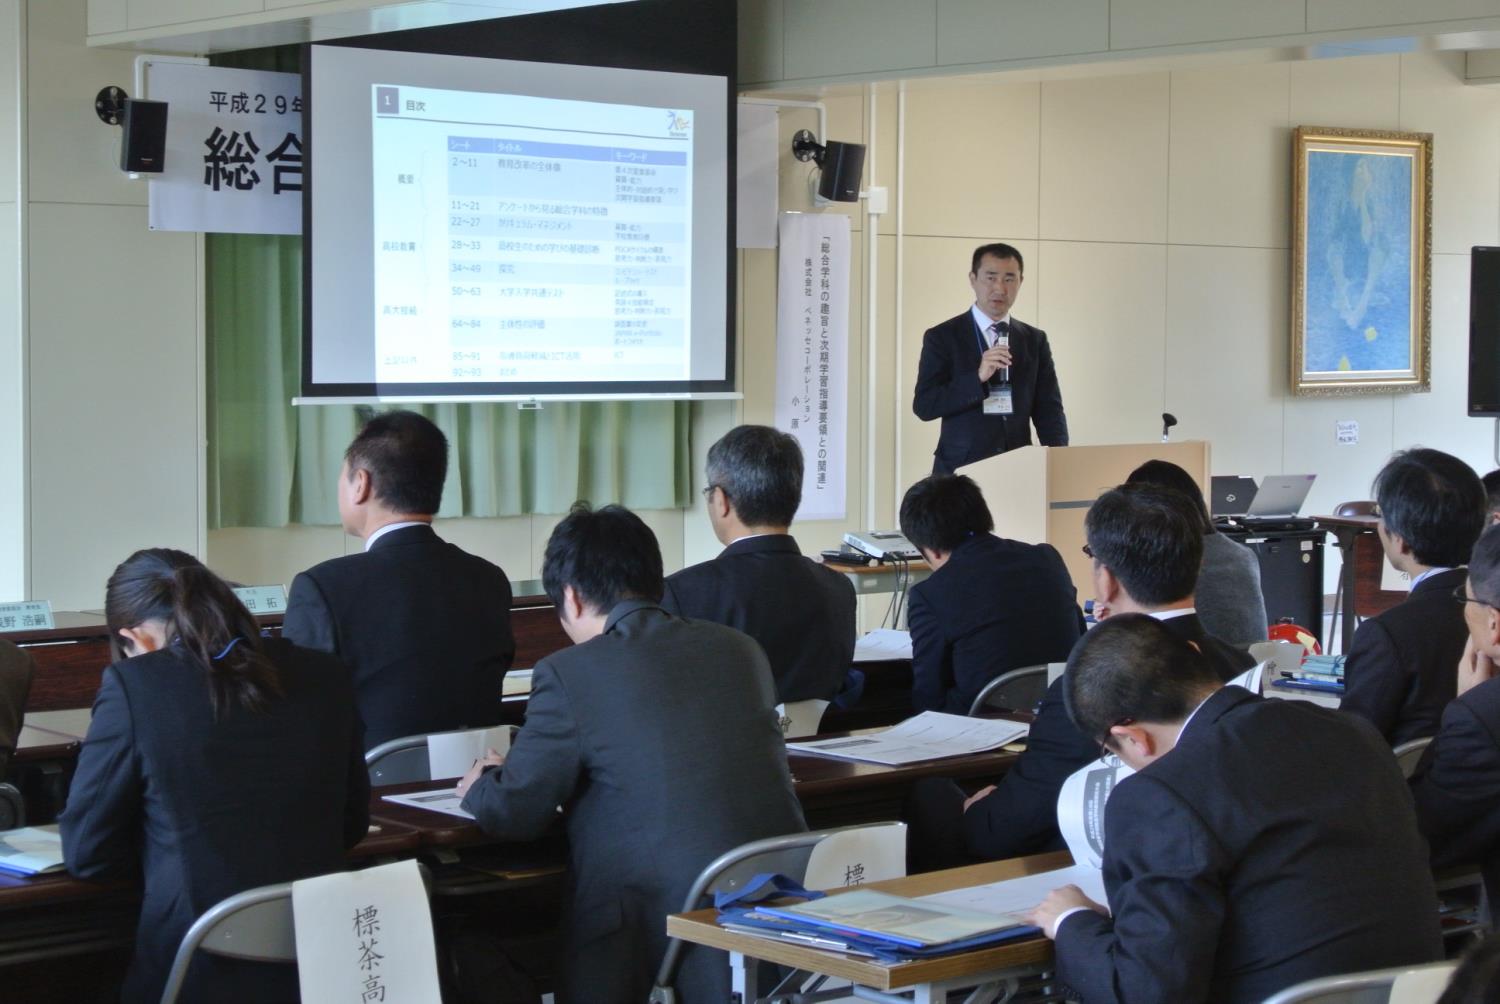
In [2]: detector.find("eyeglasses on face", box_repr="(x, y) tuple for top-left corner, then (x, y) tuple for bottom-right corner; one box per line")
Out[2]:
(701, 484), (719, 499)
(1081, 543), (1094, 559)
(1453, 584), (1499, 609)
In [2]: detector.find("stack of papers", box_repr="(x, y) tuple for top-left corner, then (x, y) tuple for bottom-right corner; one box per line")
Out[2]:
(786, 712), (1028, 766)
(381, 789), (475, 820)
(720, 888), (1036, 961)
(852, 629), (913, 662)
(0, 825), (66, 876)
(919, 864), (1108, 917)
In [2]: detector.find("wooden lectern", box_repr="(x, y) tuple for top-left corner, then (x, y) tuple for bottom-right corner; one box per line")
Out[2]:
(958, 441), (1210, 597)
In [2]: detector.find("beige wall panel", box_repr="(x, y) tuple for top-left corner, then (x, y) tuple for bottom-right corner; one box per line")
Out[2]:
(28, 204), (198, 611)
(1393, 254), (1494, 474)
(27, 0), (148, 207)
(1111, 0), (1304, 50)
(874, 81), (898, 238)
(1398, 53), (1500, 257)
(783, 0), (936, 82)
(87, 0), (127, 34)
(528, 511), (563, 578)
(871, 233), (899, 526)
(0, 0), (18, 201)
(901, 78), (1040, 241)
(430, 515), (533, 578)
(636, 507), (687, 575)
(936, 0), (1108, 67)
(737, 0), (783, 86)
(1038, 72), (1169, 244)
(1288, 53), (1400, 131)
(738, 245), (778, 426)
(128, 0), (260, 30)
(1163, 245), (1287, 476)
(1282, 397), (1394, 529)
(896, 235), (1040, 493)
(0, 206), (21, 602)
(206, 525), (345, 589)
(1309, 0), (1500, 32)
(1167, 62), (1291, 249)
(1033, 241), (1167, 447)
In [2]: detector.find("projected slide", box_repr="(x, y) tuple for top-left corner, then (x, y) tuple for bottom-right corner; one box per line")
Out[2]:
(371, 84), (693, 384)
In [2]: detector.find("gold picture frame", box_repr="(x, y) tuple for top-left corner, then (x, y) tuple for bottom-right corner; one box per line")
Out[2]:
(1290, 126), (1432, 395)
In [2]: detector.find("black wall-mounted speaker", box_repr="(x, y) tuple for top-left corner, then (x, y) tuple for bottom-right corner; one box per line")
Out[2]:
(817, 140), (866, 203)
(119, 99), (168, 173)
(1470, 247), (1500, 416)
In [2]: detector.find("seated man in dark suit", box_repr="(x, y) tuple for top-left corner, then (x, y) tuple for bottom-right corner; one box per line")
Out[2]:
(1342, 448), (1486, 745)
(1411, 523), (1500, 907)
(457, 503), (806, 1004)
(901, 474), (1082, 715)
(283, 410), (515, 750)
(907, 483), (1253, 873)
(0, 639), (33, 774)
(661, 424), (856, 704)
(1030, 615), (1442, 1004)
(1125, 459), (1267, 648)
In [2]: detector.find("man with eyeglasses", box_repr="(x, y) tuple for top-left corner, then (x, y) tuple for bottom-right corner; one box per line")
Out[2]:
(1410, 523), (1500, 910)
(1028, 614), (1442, 1004)
(905, 481), (1249, 873)
(912, 243), (1068, 476)
(661, 425), (856, 704)
(1341, 448), (1487, 745)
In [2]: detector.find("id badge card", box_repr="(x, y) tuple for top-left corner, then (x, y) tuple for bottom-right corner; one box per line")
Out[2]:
(984, 388), (1014, 415)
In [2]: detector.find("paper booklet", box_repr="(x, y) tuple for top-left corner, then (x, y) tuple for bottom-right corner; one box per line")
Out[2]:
(756, 887), (1031, 948)
(919, 756), (1134, 918)
(0, 825), (67, 876)
(852, 629), (913, 662)
(381, 788), (475, 821)
(785, 711), (1028, 766)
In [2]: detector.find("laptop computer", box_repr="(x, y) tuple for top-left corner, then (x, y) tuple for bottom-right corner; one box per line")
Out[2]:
(1244, 474), (1317, 519)
(1211, 476), (1260, 518)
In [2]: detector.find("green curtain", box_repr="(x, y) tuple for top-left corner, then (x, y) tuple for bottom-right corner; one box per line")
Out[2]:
(205, 47), (692, 530)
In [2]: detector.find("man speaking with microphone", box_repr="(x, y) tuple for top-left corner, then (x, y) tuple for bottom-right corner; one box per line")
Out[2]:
(913, 243), (1068, 475)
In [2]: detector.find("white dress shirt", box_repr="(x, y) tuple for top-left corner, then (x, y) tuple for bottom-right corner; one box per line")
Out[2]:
(364, 520), (429, 552)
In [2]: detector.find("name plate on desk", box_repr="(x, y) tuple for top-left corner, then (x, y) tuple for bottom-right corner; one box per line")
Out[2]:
(0, 600), (54, 632)
(232, 585), (287, 614)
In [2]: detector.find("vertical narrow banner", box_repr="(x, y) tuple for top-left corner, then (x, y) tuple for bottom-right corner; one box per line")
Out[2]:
(774, 212), (850, 521)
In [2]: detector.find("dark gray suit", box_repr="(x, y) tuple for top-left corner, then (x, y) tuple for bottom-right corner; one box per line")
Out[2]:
(1055, 687), (1442, 1004)
(461, 600), (806, 1004)
(0, 639), (34, 774)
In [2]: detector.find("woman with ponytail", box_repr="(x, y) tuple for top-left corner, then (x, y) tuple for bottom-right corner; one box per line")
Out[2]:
(59, 549), (369, 1004)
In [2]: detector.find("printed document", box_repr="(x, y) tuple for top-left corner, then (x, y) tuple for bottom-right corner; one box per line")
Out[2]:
(382, 788), (475, 820)
(852, 629), (913, 662)
(786, 711), (1027, 766)
(919, 864), (1108, 919)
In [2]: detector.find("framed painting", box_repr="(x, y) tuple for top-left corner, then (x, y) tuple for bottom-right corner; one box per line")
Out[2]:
(1291, 126), (1432, 395)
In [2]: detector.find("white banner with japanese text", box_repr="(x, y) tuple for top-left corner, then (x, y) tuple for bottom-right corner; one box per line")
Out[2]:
(146, 63), (302, 234)
(774, 212), (849, 522)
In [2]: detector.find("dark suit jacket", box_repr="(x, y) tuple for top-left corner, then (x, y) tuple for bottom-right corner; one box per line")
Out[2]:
(907, 533), (1083, 714)
(0, 639), (34, 774)
(58, 639), (370, 1004)
(462, 601), (806, 1004)
(283, 523), (516, 750)
(1055, 687), (1442, 1004)
(661, 534), (856, 703)
(963, 612), (1253, 861)
(1410, 674), (1500, 905)
(1341, 568), (1469, 745)
(912, 311), (1068, 475)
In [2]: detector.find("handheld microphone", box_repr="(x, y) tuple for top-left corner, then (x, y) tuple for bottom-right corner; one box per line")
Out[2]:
(997, 329), (1010, 385)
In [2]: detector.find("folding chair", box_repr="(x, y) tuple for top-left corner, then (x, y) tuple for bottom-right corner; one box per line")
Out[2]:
(776, 699), (831, 738)
(1260, 961), (1457, 1004)
(970, 665), (1049, 716)
(649, 822), (907, 1004)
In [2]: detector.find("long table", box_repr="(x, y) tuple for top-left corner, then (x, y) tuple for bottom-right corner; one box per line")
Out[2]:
(667, 851), (1069, 1001)
(0, 721), (1025, 1002)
